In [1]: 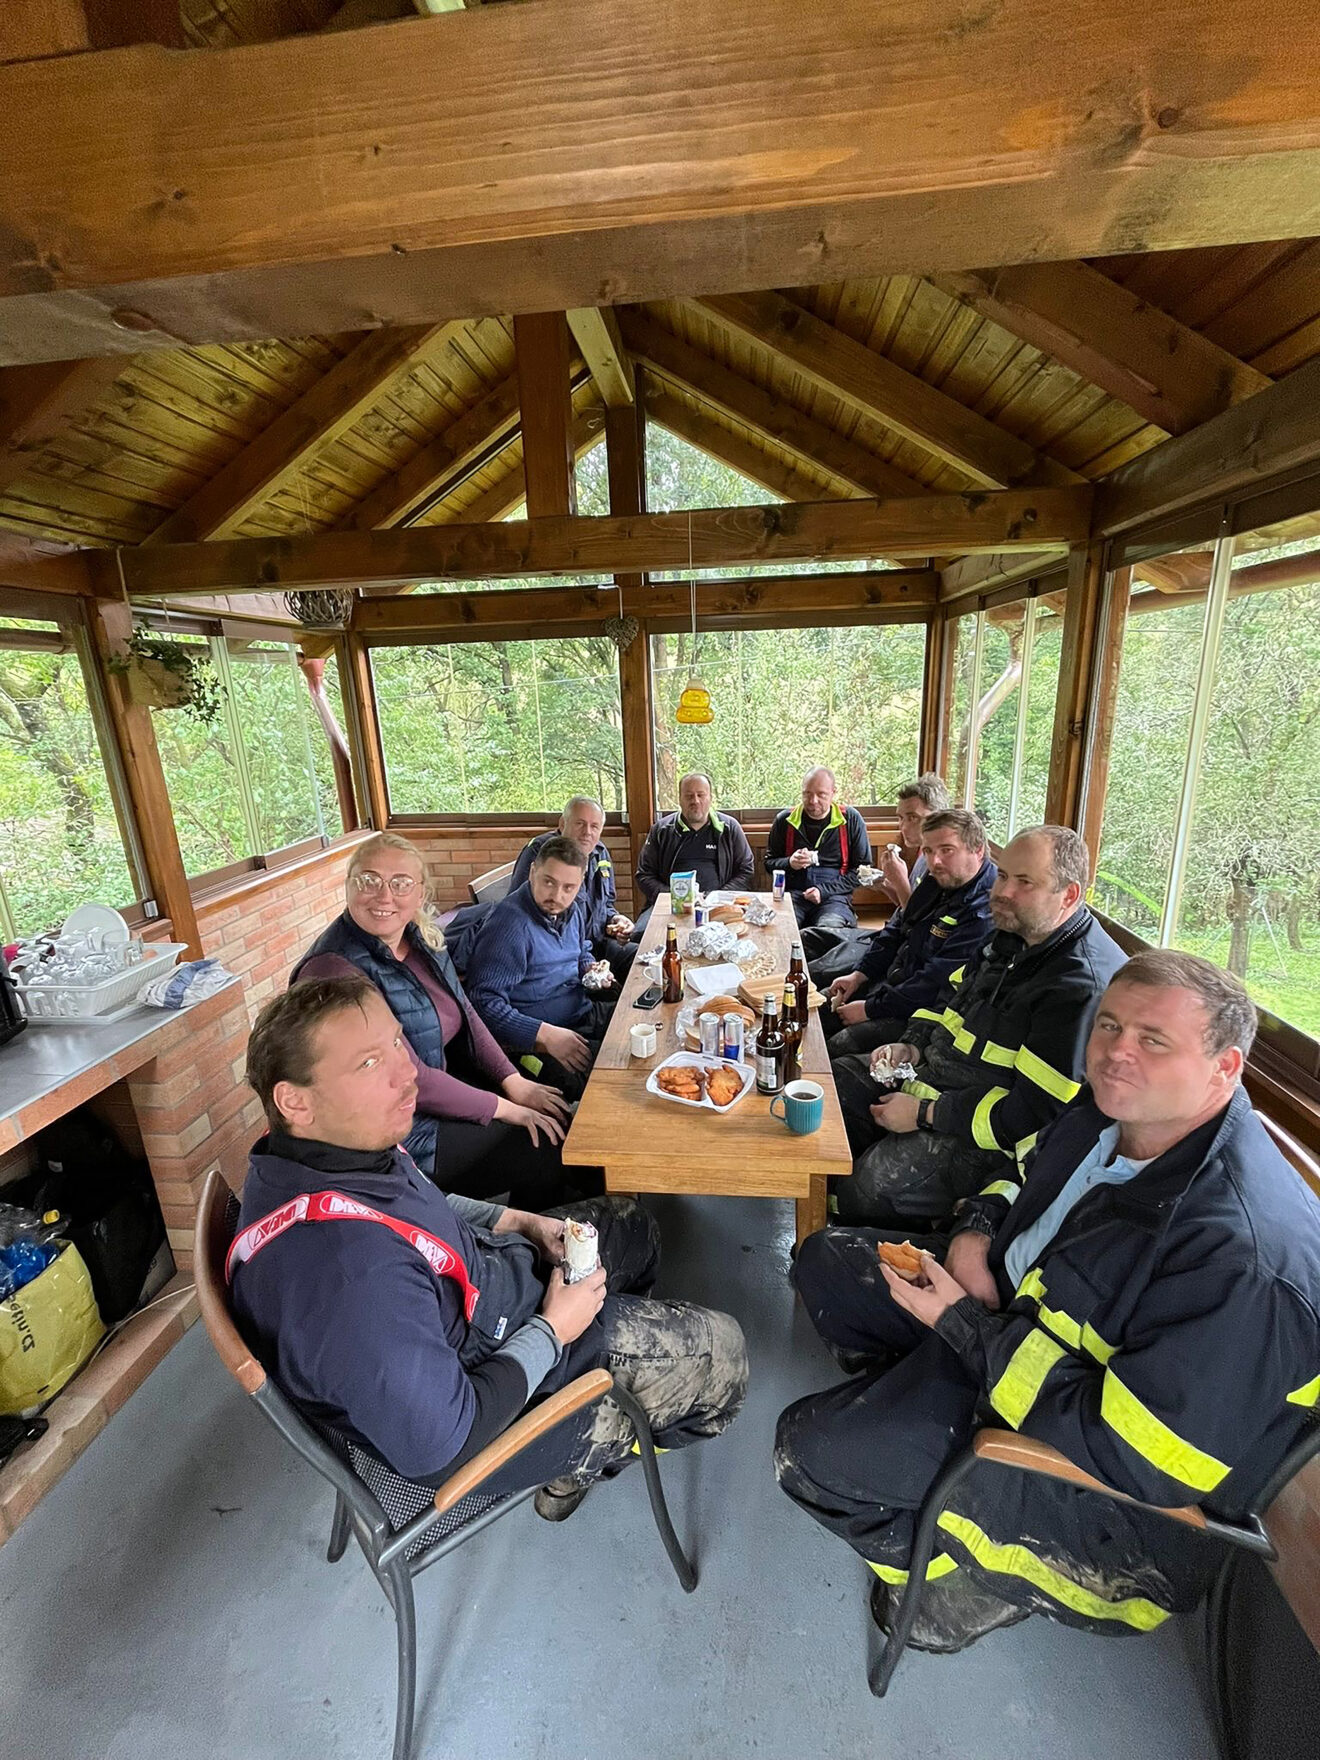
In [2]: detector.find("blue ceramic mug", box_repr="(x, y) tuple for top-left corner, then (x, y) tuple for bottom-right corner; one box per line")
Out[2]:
(770, 1079), (824, 1135)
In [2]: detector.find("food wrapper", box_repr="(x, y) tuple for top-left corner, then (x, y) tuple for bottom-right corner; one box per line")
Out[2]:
(870, 1055), (918, 1088)
(684, 924), (740, 961)
(581, 959), (613, 992)
(743, 901), (776, 927)
(563, 1218), (599, 1284)
(670, 871), (698, 914)
(855, 865), (880, 886)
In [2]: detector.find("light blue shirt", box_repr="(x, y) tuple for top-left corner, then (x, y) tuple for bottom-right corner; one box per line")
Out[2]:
(1003, 1123), (1153, 1292)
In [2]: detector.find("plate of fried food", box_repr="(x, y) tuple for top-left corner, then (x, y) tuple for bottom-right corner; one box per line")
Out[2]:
(646, 1051), (755, 1112)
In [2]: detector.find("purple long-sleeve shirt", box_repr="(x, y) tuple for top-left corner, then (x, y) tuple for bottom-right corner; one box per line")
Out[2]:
(298, 947), (516, 1125)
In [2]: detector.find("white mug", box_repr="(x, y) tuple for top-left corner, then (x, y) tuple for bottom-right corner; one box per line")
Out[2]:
(630, 1022), (658, 1058)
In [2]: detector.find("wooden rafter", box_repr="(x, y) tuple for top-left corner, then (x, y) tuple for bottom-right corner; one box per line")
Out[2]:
(620, 310), (924, 499)
(344, 370), (522, 529)
(695, 292), (1082, 489)
(939, 550), (1069, 603)
(0, 356), (127, 499)
(111, 486), (1092, 599)
(567, 308), (634, 408)
(645, 384), (846, 505)
(514, 312), (577, 519)
(936, 262), (1271, 435)
(4, 3), (1320, 364)
(144, 321), (464, 545)
(1, 0), (185, 62)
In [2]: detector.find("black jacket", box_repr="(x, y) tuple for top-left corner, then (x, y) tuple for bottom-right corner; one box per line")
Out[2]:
(857, 856), (996, 1021)
(766, 803), (871, 899)
(940, 1088), (1320, 1516)
(635, 810), (755, 906)
(905, 905), (1126, 1173)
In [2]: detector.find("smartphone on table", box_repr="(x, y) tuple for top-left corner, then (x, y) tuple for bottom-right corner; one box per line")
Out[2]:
(634, 984), (663, 1009)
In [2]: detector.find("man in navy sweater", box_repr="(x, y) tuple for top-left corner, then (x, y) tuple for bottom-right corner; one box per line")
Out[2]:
(465, 835), (617, 1093)
(510, 795), (636, 978)
(232, 977), (747, 1521)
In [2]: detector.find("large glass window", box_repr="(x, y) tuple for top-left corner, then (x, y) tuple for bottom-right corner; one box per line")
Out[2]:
(0, 621), (139, 936)
(1094, 519), (1320, 1039)
(372, 637), (626, 814)
(650, 623), (926, 809)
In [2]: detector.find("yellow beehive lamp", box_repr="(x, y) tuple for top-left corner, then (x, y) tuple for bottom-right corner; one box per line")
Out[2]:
(676, 679), (714, 724)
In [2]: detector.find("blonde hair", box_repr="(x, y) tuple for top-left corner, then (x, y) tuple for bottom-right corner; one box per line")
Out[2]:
(346, 833), (446, 950)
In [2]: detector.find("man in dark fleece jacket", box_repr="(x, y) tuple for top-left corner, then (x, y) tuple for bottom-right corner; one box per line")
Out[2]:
(232, 977), (748, 1520)
(765, 766), (872, 931)
(464, 835), (616, 1093)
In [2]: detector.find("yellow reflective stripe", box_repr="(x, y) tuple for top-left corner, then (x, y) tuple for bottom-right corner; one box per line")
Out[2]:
(948, 965), (966, 987)
(1082, 1325), (1117, 1366)
(940, 914), (958, 925)
(989, 1328), (1066, 1428)
(1015, 1267), (1046, 1303)
(1014, 1269), (1116, 1366)
(1101, 1371), (1229, 1493)
(630, 1440), (669, 1455)
(910, 1008), (943, 1024)
(1015, 1132), (1038, 1168)
(936, 1512), (1169, 1631)
(979, 1178), (1019, 1202)
(971, 1086), (1010, 1151)
(867, 1553), (960, 1586)
(1287, 1373), (1320, 1407)
(1015, 1046), (1081, 1104)
(980, 1038), (1017, 1068)
(902, 1079), (941, 1103)
(519, 1054), (544, 1076)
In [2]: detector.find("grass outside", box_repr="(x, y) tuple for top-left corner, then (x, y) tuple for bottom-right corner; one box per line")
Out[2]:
(1177, 924), (1320, 1040)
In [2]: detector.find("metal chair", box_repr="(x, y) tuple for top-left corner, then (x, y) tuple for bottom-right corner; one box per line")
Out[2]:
(194, 1170), (696, 1760)
(868, 1417), (1320, 1760)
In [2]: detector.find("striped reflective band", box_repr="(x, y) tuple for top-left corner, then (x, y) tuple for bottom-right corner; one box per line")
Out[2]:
(867, 1553), (960, 1587)
(1014, 1132), (1038, 1168)
(980, 1038), (1018, 1068)
(940, 914), (958, 924)
(910, 1008), (943, 1025)
(980, 1178), (1020, 1203)
(972, 1086), (1010, 1151)
(949, 965), (966, 987)
(1014, 1269), (1116, 1365)
(1287, 1372), (1320, 1408)
(1016, 1045), (1081, 1103)
(902, 1079), (942, 1103)
(519, 1054), (544, 1077)
(1100, 1371), (1230, 1493)
(989, 1328), (1066, 1428)
(940, 1005), (976, 1055)
(936, 1512), (1169, 1631)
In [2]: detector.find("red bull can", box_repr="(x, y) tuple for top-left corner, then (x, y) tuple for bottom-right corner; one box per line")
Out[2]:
(721, 1015), (745, 1062)
(772, 871), (786, 903)
(693, 902), (708, 927)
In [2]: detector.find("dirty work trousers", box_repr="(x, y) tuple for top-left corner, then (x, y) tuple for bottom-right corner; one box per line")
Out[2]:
(482, 1197), (749, 1498)
(775, 1226), (1216, 1633)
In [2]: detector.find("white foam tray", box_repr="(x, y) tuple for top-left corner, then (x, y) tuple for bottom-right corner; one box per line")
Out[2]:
(645, 1050), (756, 1112)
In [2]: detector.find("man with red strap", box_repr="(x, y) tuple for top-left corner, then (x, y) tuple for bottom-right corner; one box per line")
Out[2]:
(231, 976), (748, 1520)
(765, 766), (872, 932)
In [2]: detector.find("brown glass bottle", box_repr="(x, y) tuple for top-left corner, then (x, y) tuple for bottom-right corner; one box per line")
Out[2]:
(780, 979), (802, 1082)
(661, 920), (683, 1004)
(755, 994), (786, 1095)
(788, 942), (810, 1033)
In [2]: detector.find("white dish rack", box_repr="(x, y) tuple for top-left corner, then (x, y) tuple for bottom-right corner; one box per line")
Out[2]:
(13, 943), (191, 1022)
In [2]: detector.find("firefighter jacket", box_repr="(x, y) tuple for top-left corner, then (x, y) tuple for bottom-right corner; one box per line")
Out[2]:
(765, 803), (872, 900)
(902, 905), (1125, 1176)
(856, 855), (996, 1021)
(939, 1087), (1320, 1520)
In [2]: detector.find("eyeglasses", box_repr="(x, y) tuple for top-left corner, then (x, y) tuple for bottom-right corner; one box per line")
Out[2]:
(352, 871), (419, 897)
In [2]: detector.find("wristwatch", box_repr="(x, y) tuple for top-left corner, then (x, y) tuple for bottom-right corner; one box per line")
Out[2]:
(916, 1098), (935, 1131)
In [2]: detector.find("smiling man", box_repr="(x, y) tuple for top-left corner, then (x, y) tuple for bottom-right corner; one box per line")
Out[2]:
(232, 977), (747, 1522)
(831, 825), (1125, 1227)
(780, 950), (1320, 1653)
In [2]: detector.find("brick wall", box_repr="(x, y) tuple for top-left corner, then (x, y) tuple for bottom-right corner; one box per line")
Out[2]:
(405, 823), (637, 917)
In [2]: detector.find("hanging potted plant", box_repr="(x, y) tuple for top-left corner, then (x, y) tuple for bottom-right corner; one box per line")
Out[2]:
(107, 629), (223, 725)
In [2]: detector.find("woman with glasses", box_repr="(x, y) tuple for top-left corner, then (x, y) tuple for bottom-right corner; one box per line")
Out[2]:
(290, 833), (595, 1209)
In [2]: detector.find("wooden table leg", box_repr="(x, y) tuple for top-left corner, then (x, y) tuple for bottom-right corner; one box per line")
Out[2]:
(796, 1177), (828, 1246)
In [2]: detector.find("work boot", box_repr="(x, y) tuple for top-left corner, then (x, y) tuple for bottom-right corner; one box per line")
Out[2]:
(870, 1571), (1029, 1654)
(533, 1477), (592, 1522)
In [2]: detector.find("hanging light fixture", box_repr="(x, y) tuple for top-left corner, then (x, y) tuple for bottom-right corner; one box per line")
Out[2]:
(675, 513), (714, 724)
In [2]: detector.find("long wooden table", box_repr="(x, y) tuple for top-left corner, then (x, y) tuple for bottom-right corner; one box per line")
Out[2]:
(562, 892), (851, 1243)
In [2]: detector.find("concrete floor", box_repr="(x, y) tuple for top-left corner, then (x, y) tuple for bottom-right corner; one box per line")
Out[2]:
(0, 1194), (1218, 1760)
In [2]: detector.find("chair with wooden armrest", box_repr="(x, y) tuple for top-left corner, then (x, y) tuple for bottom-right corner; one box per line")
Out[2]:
(195, 1171), (696, 1760)
(468, 860), (516, 907)
(868, 1417), (1320, 1760)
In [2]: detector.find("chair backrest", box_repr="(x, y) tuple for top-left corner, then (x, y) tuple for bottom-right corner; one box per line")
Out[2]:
(1260, 1112), (1320, 1201)
(195, 1168), (267, 1396)
(468, 860), (515, 906)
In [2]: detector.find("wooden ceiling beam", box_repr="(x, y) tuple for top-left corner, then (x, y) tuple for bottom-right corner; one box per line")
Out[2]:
(936, 262), (1271, 436)
(344, 370), (522, 529)
(0, 355), (126, 498)
(567, 307), (634, 409)
(1095, 356), (1320, 538)
(695, 291), (1082, 490)
(514, 312), (577, 519)
(645, 384), (848, 506)
(116, 485), (1092, 599)
(354, 569), (938, 637)
(0, 0), (185, 63)
(621, 310), (925, 499)
(939, 549), (1070, 603)
(143, 321), (464, 545)
(4, 3), (1320, 365)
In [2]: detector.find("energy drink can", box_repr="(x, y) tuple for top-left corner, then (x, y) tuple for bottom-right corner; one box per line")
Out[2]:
(721, 1014), (745, 1062)
(699, 1011), (721, 1056)
(772, 871), (786, 903)
(693, 902), (708, 927)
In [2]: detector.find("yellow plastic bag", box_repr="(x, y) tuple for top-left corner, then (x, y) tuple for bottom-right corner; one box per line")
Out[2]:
(0, 1242), (105, 1417)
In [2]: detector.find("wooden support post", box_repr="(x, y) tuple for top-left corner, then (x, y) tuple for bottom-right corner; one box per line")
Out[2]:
(1078, 567), (1133, 881)
(918, 614), (948, 778)
(1044, 543), (1108, 831)
(515, 312), (577, 519)
(85, 597), (201, 958)
(605, 371), (655, 885)
(343, 634), (389, 828)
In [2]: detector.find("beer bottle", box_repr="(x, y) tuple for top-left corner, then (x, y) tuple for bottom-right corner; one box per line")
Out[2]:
(780, 979), (802, 1082)
(661, 920), (683, 1004)
(788, 942), (810, 1033)
(755, 994), (786, 1095)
